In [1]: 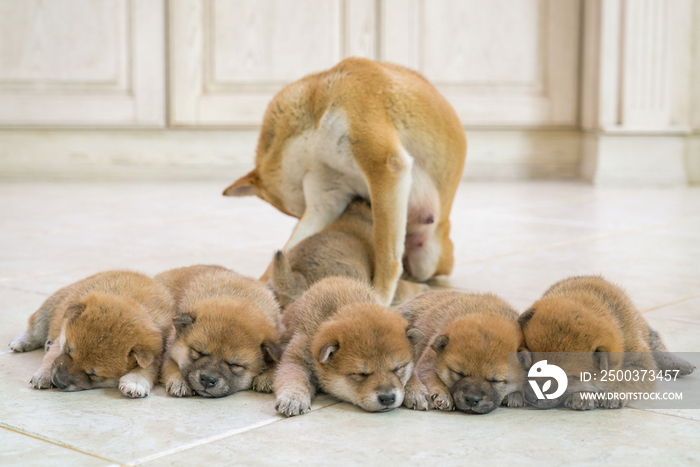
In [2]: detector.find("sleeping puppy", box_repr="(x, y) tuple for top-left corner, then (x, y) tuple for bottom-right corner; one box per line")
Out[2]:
(156, 265), (282, 398)
(519, 276), (695, 410)
(270, 199), (428, 309)
(9, 271), (174, 398)
(398, 290), (525, 414)
(274, 277), (423, 416)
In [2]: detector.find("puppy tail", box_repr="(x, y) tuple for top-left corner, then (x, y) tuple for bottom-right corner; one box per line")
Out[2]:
(649, 325), (696, 376)
(271, 251), (308, 305)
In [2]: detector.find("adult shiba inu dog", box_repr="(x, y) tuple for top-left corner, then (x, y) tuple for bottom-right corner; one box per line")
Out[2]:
(398, 291), (525, 414)
(274, 277), (423, 416)
(223, 58), (466, 306)
(9, 271), (174, 398)
(156, 265), (282, 398)
(519, 276), (695, 410)
(270, 198), (428, 309)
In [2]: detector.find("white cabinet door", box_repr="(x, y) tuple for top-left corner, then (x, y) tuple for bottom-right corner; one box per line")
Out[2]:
(170, 0), (376, 126)
(0, 0), (165, 127)
(380, 0), (580, 127)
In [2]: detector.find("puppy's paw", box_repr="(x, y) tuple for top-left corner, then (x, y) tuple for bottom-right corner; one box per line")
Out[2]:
(403, 385), (429, 411)
(430, 390), (454, 411)
(275, 392), (312, 417)
(252, 371), (275, 393)
(166, 375), (192, 397)
(119, 374), (151, 398)
(505, 392), (525, 408)
(599, 397), (625, 409)
(564, 392), (597, 411)
(29, 370), (54, 389)
(9, 333), (42, 353)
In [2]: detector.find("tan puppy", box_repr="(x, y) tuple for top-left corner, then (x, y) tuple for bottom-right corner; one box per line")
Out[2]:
(270, 198), (428, 309)
(398, 290), (525, 414)
(274, 277), (423, 416)
(156, 265), (282, 398)
(519, 276), (695, 410)
(223, 57), (467, 306)
(9, 271), (174, 398)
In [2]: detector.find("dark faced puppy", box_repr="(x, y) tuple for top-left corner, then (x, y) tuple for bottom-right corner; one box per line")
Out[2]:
(157, 266), (282, 398)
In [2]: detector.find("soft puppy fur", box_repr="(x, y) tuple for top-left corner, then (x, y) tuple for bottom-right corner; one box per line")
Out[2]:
(274, 277), (422, 416)
(398, 290), (525, 414)
(223, 57), (466, 306)
(9, 271), (174, 398)
(156, 265), (282, 398)
(519, 275), (695, 410)
(270, 199), (428, 309)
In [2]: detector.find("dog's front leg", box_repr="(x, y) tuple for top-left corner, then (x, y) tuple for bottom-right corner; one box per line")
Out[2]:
(161, 357), (192, 397)
(120, 361), (159, 398)
(30, 339), (62, 389)
(362, 148), (413, 305)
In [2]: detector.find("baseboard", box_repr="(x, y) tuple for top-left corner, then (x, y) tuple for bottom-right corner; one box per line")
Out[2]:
(0, 129), (585, 182)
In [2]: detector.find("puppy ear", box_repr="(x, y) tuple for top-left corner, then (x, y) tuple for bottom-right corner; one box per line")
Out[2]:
(406, 327), (425, 347)
(432, 335), (449, 353)
(594, 347), (612, 371)
(173, 313), (196, 334)
(65, 302), (86, 320)
(518, 308), (536, 327)
(261, 341), (282, 364)
(517, 347), (533, 369)
(223, 169), (259, 197)
(130, 347), (155, 369)
(317, 343), (339, 364)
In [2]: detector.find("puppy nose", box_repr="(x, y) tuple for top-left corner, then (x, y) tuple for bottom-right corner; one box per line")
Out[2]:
(465, 394), (481, 406)
(200, 374), (217, 388)
(378, 393), (396, 406)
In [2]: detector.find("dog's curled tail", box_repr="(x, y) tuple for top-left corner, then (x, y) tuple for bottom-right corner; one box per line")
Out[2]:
(271, 251), (308, 306)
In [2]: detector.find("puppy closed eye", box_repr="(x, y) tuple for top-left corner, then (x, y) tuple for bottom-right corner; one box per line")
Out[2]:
(228, 363), (246, 374)
(348, 372), (371, 383)
(488, 378), (507, 384)
(392, 364), (409, 377)
(190, 349), (209, 360)
(450, 369), (467, 379)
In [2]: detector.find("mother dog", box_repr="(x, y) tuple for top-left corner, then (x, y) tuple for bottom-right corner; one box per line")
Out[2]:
(224, 58), (466, 305)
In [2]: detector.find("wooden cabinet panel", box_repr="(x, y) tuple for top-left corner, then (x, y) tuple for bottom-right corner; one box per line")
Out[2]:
(0, 0), (165, 127)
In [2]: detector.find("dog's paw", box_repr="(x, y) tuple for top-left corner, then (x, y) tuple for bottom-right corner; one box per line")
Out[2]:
(275, 392), (312, 417)
(119, 374), (151, 398)
(599, 396), (625, 409)
(506, 392), (525, 408)
(564, 392), (597, 411)
(29, 370), (54, 389)
(429, 389), (454, 411)
(166, 376), (192, 397)
(9, 333), (42, 353)
(403, 385), (430, 411)
(252, 371), (275, 393)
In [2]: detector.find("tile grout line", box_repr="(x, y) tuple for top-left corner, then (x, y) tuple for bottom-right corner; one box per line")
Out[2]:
(641, 292), (700, 315)
(0, 423), (119, 465)
(629, 407), (700, 423)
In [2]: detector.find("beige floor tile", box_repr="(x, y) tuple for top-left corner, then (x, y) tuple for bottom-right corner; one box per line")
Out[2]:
(0, 426), (114, 467)
(140, 404), (700, 467)
(0, 351), (337, 465)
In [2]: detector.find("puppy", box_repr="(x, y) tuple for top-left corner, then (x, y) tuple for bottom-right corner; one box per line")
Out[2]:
(156, 265), (282, 398)
(519, 276), (695, 410)
(270, 198), (428, 309)
(223, 57), (467, 306)
(398, 290), (525, 414)
(274, 277), (423, 416)
(9, 271), (174, 398)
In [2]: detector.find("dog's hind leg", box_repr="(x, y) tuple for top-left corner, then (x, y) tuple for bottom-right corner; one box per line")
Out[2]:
(10, 285), (73, 352)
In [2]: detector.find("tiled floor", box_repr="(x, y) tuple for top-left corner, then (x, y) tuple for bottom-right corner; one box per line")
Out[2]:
(1, 180), (699, 466)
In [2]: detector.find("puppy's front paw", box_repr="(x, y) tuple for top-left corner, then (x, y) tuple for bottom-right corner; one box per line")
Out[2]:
(252, 371), (275, 393)
(564, 392), (596, 411)
(119, 374), (151, 398)
(505, 392), (525, 408)
(10, 333), (42, 353)
(403, 382), (429, 411)
(29, 370), (53, 389)
(166, 375), (192, 397)
(599, 397), (625, 409)
(429, 389), (454, 411)
(275, 392), (311, 417)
